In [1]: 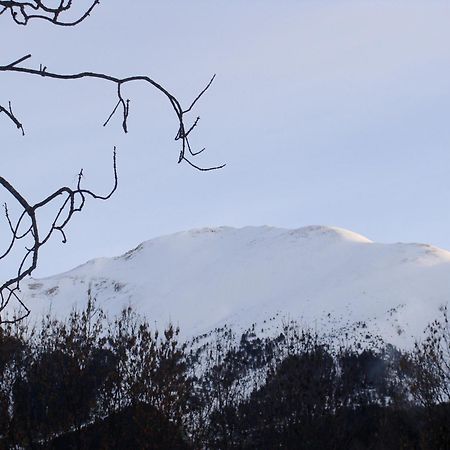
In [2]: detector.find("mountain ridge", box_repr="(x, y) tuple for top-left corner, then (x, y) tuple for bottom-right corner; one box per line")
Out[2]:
(16, 225), (450, 347)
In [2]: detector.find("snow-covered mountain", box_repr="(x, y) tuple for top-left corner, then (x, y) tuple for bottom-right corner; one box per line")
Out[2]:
(18, 226), (450, 347)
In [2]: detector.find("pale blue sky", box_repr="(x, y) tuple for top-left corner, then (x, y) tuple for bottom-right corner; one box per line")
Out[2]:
(1, 0), (450, 277)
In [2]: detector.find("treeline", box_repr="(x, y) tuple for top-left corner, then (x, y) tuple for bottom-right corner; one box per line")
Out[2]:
(0, 298), (449, 449)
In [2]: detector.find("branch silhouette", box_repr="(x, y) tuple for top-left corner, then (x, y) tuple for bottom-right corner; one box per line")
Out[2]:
(0, 0), (99, 26)
(0, 6), (223, 321)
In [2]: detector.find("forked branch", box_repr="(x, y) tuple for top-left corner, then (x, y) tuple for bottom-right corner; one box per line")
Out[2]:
(0, 3), (223, 322)
(0, 101), (24, 135)
(0, 0), (99, 26)
(0, 149), (118, 323)
(0, 54), (224, 171)
(0, 53), (223, 321)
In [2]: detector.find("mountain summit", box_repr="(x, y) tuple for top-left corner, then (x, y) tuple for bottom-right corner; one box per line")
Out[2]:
(21, 226), (450, 346)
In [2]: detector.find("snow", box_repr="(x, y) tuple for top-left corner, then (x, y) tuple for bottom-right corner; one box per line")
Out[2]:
(16, 225), (450, 348)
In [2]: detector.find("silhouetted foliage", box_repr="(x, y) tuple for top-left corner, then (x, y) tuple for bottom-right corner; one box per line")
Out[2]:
(0, 301), (449, 448)
(45, 403), (191, 450)
(0, 297), (192, 448)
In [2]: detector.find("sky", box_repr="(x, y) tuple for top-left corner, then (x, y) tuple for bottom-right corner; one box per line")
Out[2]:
(2, 0), (450, 278)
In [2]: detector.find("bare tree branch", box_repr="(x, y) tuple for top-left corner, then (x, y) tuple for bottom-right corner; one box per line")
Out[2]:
(0, 149), (118, 322)
(0, 0), (100, 26)
(0, 101), (24, 135)
(0, 55), (225, 170)
(0, 3), (224, 322)
(0, 55), (223, 321)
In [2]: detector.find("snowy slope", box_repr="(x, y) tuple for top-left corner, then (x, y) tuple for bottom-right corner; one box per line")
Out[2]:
(18, 226), (450, 347)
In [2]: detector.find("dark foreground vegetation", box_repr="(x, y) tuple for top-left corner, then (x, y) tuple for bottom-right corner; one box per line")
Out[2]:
(0, 298), (449, 449)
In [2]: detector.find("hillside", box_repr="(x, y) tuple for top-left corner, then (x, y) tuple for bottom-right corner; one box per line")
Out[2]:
(18, 226), (450, 347)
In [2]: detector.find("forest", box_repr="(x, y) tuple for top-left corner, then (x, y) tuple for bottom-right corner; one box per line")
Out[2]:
(0, 297), (449, 449)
